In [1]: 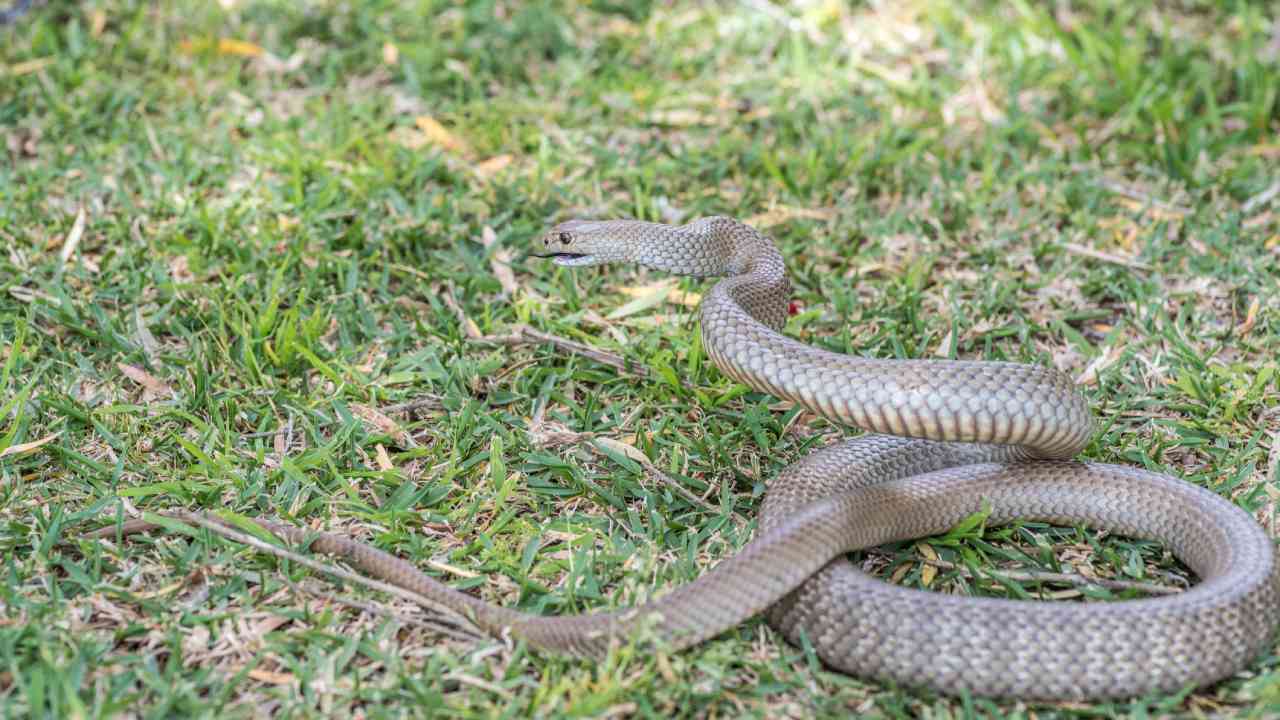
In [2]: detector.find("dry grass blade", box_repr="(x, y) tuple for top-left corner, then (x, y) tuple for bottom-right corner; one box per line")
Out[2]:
(919, 558), (1184, 596)
(617, 279), (701, 308)
(6, 57), (54, 76)
(59, 206), (86, 268)
(382, 395), (445, 413)
(134, 307), (162, 365)
(474, 154), (513, 180)
(117, 363), (173, 401)
(591, 437), (736, 518)
(0, 431), (62, 459)
(414, 115), (471, 156)
(1242, 180), (1280, 214)
(351, 403), (412, 447)
(1075, 345), (1122, 386)
(745, 205), (836, 228)
(1062, 242), (1153, 271)
(480, 225), (518, 297)
(1099, 179), (1191, 215)
(442, 285), (483, 339)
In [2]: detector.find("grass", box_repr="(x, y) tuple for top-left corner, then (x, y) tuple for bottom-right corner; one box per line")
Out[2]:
(1, 0), (1278, 717)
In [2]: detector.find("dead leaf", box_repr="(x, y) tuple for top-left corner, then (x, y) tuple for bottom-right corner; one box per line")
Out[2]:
(622, 312), (691, 328)
(593, 436), (648, 464)
(1249, 143), (1280, 160)
(932, 328), (954, 358)
(394, 296), (431, 314)
(616, 279), (701, 308)
(354, 347), (384, 374)
(655, 652), (678, 684)
(59, 206), (86, 267)
(1075, 345), (1122, 386)
(134, 307), (161, 365)
(647, 109), (717, 126)
(917, 543), (938, 587)
(609, 283), (673, 319)
(374, 443), (395, 471)
(351, 404), (410, 447)
(428, 559), (478, 578)
(389, 126), (428, 150)
(0, 432), (62, 459)
(7, 58), (54, 76)
(136, 577), (191, 599)
(217, 38), (264, 57)
(246, 668), (296, 685)
(542, 530), (582, 544)
(6, 126), (40, 158)
(1062, 241), (1152, 271)
(480, 226), (518, 296)
(890, 563), (911, 584)
(745, 205), (837, 228)
(251, 615), (290, 639)
(254, 50), (307, 74)
(89, 10), (107, 37)
(118, 363), (173, 402)
(414, 115), (470, 156)
(1237, 297), (1261, 336)
(170, 255), (194, 283)
(441, 287), (482, 339)
(654, 196), (687, 223)
(1116, 197), (1187, 221)
(382, 42), (399, 65)
(474, 154), (513, 179)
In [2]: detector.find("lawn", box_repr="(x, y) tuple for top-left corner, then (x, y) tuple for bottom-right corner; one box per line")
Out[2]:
(2, 0), (1279, 717)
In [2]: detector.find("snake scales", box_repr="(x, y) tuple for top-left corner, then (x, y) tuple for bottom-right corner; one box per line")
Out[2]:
(95, 217), (1278, 700)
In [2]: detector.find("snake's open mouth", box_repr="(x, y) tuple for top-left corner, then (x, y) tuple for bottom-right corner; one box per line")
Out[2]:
(535, 252), (595, 267)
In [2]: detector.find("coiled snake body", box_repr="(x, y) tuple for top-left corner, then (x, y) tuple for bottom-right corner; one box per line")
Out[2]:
(530, 217), (1279, 699)
(108, 217), (1278, 700)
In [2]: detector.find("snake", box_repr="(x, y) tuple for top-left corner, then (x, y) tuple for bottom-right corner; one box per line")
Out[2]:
(90, 216), (1278, 701)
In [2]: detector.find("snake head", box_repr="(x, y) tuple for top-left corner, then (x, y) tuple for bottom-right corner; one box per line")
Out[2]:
(532, 220), (624, 267)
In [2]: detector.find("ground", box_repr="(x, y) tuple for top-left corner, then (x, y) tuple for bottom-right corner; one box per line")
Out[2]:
(2, 0), (1279, 717)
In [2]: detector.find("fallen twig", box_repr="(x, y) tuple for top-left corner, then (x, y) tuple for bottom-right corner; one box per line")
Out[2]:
(77, 512), (484, 642)
(474, 324), (646, 376)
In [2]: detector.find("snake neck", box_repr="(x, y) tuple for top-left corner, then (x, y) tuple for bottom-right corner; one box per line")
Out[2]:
(688, 217), (792, 331)
(598, 216), (792, 329)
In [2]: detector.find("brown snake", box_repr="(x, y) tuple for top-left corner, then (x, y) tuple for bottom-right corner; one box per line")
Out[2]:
(92, 217), (1278, 700)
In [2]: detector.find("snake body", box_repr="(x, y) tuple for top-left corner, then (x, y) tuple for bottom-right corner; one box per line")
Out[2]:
(101, 217), (1278, 700)
(528, 217), (1278, 698)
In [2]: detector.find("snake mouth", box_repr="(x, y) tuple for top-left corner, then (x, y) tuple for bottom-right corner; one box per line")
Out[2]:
(534, 251), (595, 267)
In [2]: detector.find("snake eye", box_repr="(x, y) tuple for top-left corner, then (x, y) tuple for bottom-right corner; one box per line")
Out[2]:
(558, 232), (571, 245)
